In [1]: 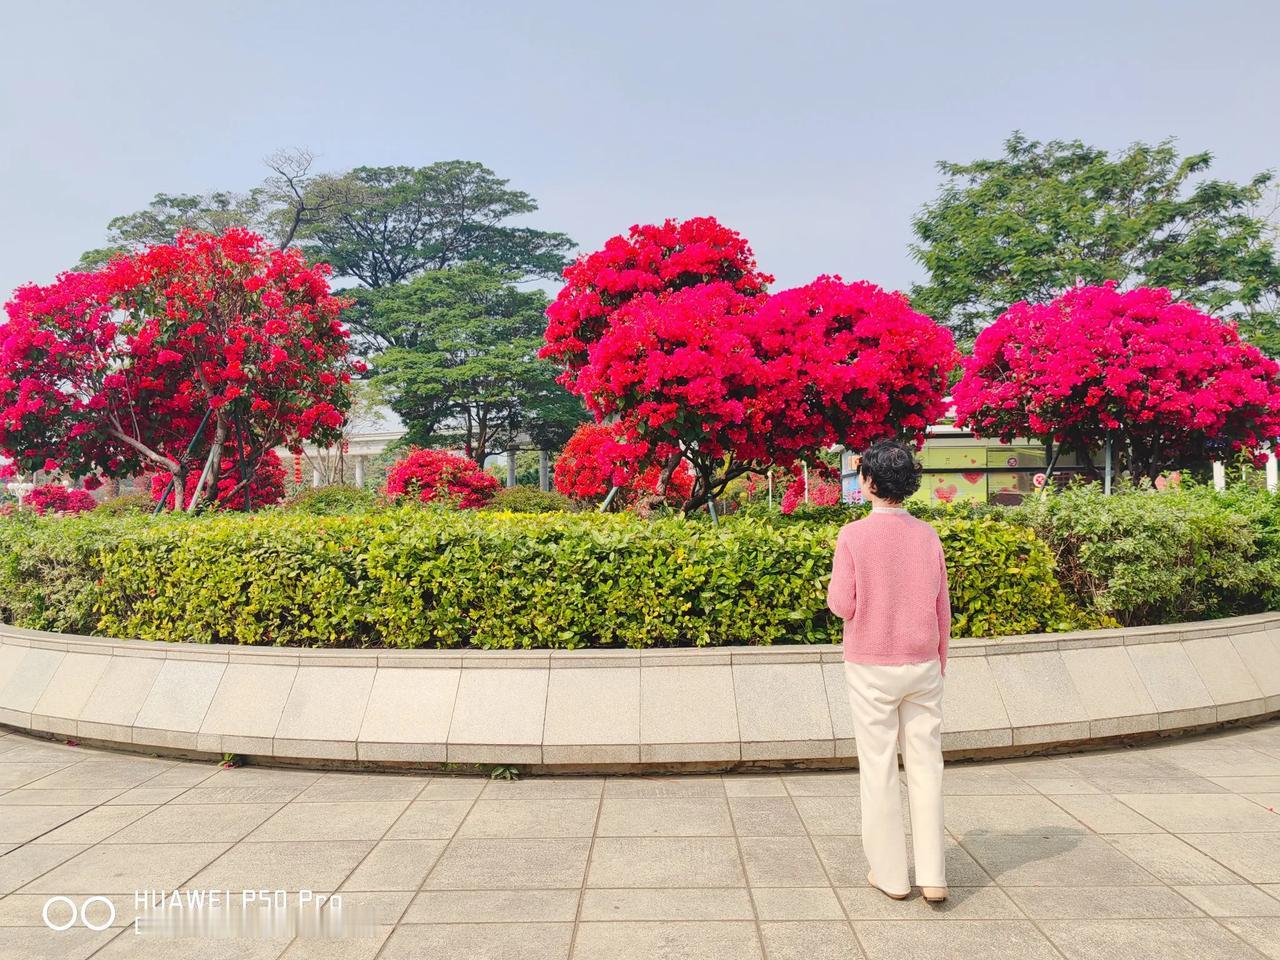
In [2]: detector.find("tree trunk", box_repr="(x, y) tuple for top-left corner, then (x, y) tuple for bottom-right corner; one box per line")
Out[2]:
(187, 418), (229, 513)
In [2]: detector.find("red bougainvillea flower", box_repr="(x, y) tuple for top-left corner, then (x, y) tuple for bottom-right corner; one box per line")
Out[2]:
(541, 216), (773, 385)
(25, 483), (97, 516)
(0, 229), (356, 509)
(553, 422), (694, 505)
(384, 448), (500, 510)
(149, 445), (286, 511)
(952, 284), (1280, 480)
(780, 472), (843, 514)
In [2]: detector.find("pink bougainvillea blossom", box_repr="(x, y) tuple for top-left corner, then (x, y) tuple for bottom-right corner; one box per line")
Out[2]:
(952, 284), (1280, 481)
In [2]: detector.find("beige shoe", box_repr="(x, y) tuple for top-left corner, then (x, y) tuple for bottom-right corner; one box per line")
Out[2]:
(867, 871), (908, 900)
(921, 886), (948, 903)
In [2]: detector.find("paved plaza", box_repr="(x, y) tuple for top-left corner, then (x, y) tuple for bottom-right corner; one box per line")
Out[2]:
(2, 724), (1280, 958)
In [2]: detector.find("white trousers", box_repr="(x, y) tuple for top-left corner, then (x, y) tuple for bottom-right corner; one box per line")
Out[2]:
(844, 659), (945, 893)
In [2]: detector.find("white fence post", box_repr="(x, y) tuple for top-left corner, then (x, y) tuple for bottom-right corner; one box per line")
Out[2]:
(1212, 461), (1226, 492)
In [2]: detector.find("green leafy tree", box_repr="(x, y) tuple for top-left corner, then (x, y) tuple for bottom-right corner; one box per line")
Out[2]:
(910, 133), (1280, 348)
(299, 161), (574, 287)
(369, 263), (586, 465)
(78, 149), (353, 268)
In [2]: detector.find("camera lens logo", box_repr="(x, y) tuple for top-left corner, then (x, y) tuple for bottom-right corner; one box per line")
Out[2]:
(43, 896), (116, 931)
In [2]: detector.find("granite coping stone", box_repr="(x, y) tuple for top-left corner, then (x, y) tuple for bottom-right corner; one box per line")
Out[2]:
(1, 612), (1279, 771)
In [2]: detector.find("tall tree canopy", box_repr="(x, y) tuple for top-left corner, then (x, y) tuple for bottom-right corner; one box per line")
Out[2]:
(300, 161), (574, 287)
(370, 263), (585, 465)
(77, 150), (353, 269)
(910, 133), (1280, 349)
(79, 155), (574, 287)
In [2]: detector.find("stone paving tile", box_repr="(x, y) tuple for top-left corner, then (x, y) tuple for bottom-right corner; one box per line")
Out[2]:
(106, 802), (282, 844)
(960, 834), (1154, 886)
(0, 761), (72, 788)
(0, 803), (95, 843)
(481, 777), (604, 799)
(425, 838), (591, 889)
(1005, 884), (1205, 919)
(0, 926), (117, 960)
(8, 721), (1280, 954)
(738, 836), (830, 886)
(0, 787), (119, 806)
(758, 920), (864, 960)
(1114, 793), (1280, 833)
(852, 919), (1060, 960)
(92, 934), (293, 959)
(727, 796), (807, 836)
(459, 798), (600, 838)
(1104, 833), (1245, 884)
(1175, 884), (1280, 917)
(723, 774), (788, 797)
(1213, 777), (1280, 793)
(21, 841), (231, 893)
(752, 885), (846, 920)
(1221, 918), (1280, 959)
(794, 795), (863, 835)
(246, 799), (410, 842)
(0, 843), (88, 895)
(186, 839), (374, 891)
(944, 794), (1088, 836)
(602, 776), (725, 799)
(406, 888), (580, 923)
(578, 888), (754, 921)
(1179, 833), (1280, 883)
(339, 839), (447, 891)
(384, 800), (473, 839)
(1045, 794), (1165, 834)
(37, 803), (156, 843)
(587, 836), (744, 888)
(572, 920), (763, 960)
(1038, 918), (1266, 960)
(293, 772), (429, 802)
(382, 921), (574, 960)
(595, 797), (731, 836)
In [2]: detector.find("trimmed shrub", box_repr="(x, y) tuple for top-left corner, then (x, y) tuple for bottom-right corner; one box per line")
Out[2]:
(96, 512), (384, 646)
(284, 484), (382, 515)
(0, 511), (166, 632)
(78, 508), (1094, 648)
(1015, 484), (1280, 625)
(483, 486), (576, 514)
(94, 493), (155, 516)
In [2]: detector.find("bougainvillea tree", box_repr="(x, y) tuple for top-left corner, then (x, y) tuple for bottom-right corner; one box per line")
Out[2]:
(543, 218), (956, 514)
(952, 283), (1280, 482)
(0, 229), (359, 511)
(150, 446), (286, 511)
(553, 422), (694, 507)
(384, 448), (500, 509)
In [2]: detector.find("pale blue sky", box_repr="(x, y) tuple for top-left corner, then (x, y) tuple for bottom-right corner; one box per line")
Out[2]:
(2, 0), (1277, 302)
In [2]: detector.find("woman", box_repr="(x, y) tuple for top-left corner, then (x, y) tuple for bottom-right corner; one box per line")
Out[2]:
(826, 439), (950, 904)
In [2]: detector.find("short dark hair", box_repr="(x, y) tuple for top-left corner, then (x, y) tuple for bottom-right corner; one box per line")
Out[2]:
(859, 440), (922, 503)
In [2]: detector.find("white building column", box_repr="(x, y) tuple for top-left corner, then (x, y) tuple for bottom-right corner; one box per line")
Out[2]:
(506, 450), (517, 488)
(1267, 451), (1278, 493)
(1212, 461), (1226, 492)
(539, 450), (550, 492)
(354, 455), (366, 489)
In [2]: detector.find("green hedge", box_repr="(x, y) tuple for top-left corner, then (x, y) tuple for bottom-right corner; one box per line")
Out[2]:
(1, 507), (1095, 648)
(1014, 484), (1280, 626)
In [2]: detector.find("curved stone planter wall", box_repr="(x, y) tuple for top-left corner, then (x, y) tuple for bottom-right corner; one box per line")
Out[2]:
(1, 614), (1278, 772)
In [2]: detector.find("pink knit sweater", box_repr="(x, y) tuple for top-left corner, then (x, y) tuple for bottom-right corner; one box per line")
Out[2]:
(826, 508), (951, 673)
